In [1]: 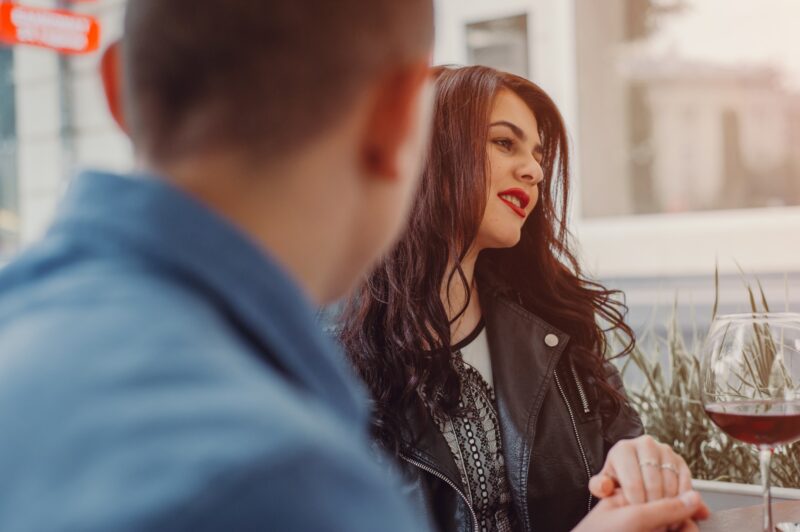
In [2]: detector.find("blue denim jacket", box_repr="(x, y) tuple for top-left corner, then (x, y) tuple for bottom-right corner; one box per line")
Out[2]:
(0, 170), (429, 532)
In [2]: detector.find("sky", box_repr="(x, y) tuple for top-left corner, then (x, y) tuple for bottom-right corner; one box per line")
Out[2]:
(647, 0), (800, 89)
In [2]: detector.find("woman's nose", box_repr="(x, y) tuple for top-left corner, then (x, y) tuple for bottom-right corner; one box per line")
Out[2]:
(517, 156), (544, 185)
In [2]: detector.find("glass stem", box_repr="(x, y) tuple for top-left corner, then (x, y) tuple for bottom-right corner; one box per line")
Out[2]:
(759, 445), (773, 532)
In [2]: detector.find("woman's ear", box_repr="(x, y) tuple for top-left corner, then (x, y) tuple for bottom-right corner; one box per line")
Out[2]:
(100, 40), (129, 135)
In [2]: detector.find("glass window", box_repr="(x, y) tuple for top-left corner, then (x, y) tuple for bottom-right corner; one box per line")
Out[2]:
(576, 0), (800, 218)
(466, 14), (529, 79)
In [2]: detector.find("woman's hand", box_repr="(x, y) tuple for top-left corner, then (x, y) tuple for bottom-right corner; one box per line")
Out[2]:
(588, 435), (709, 518)
(572, 489), (705, 532)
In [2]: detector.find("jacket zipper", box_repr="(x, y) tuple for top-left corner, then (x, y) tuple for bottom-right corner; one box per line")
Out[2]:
(554, 372), (593, 515)
(399, 452), (480, 532)
(570, 360), (591, 414)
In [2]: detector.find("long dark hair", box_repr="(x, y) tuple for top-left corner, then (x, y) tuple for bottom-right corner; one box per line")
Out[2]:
(339, 65), (634, 453)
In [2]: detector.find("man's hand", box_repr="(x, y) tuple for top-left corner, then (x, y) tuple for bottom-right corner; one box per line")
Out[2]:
(572, 489), (706, 532)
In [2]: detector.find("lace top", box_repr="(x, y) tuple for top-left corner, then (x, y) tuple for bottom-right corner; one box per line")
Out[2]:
(435, 322), (516, 532)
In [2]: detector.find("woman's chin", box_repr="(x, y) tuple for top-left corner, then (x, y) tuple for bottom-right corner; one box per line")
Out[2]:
(483, 232), (522, 250)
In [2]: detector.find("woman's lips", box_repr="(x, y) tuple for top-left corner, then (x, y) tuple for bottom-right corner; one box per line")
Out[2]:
(497, 188), (531, 218)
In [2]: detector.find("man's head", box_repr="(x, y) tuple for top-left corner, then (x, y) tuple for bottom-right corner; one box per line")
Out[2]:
(100, 0), (435, 303)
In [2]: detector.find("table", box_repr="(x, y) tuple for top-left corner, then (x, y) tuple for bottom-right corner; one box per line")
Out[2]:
(699, 500), (800, 531)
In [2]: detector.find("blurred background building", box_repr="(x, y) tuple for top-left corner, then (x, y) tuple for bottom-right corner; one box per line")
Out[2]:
(1, 0), (799, 338)
(0, 0), (129, 257)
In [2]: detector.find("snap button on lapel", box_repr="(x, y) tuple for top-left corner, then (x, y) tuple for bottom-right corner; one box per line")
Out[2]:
(544, 333), (559, 347)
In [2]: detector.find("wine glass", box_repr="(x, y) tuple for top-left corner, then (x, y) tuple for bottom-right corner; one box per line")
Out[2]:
(701, 312), (800, 531)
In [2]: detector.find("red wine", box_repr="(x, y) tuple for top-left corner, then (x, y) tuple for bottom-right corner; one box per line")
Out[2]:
(705, 400), (800, 446)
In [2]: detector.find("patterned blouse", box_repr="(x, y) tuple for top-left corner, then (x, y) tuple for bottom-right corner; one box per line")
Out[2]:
(434, 322), (516, 532)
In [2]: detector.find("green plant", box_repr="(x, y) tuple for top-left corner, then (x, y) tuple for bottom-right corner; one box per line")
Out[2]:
(616, 273), (800, 487)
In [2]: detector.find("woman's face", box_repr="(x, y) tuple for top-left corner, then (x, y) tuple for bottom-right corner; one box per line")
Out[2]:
(474, 88), (545, 251)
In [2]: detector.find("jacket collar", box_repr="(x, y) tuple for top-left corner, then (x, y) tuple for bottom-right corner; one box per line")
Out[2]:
(49, 170), (368, 423)
(476, 275), (571, 517)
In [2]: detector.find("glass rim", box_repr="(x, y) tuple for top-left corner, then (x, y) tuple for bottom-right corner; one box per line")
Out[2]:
(714, 311), (800, 321)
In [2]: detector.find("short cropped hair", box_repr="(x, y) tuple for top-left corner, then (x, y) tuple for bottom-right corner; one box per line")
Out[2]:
(122, 1), (434, 163)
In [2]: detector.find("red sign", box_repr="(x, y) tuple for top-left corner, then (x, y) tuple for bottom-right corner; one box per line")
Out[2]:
(0, 2), (100, 55)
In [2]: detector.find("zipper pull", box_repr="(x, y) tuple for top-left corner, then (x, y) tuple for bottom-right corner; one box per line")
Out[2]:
(570, 360), (591, 414)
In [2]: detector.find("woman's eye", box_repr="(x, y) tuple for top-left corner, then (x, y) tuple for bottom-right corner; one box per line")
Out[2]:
(493, 138), (513, 151)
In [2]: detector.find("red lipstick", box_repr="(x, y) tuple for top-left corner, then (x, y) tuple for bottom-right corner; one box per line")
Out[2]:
(497, 188), (531, 218)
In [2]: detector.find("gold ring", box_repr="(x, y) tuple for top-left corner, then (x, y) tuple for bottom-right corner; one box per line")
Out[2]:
(660, 463), (679, 475)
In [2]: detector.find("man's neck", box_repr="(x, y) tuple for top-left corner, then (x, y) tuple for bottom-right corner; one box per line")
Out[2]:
(144, 149), (358, 306)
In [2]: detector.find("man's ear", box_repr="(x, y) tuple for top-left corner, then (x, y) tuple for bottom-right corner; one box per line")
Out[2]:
(100, 40), (129, 135)
(360, 60), (432, 180)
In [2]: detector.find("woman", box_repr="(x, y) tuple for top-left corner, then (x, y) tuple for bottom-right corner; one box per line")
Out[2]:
(339, 65), (698, 532)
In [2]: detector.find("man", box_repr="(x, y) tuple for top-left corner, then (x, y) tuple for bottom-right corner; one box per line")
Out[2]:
(0, 1), (704, 530)
(0, 2), (435, 530)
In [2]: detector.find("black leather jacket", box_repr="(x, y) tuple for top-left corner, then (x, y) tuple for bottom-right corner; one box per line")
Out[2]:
(393, 277), (644, 532)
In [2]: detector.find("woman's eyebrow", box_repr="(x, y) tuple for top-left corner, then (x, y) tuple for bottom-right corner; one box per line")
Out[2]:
(489, 120), (527, 141)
